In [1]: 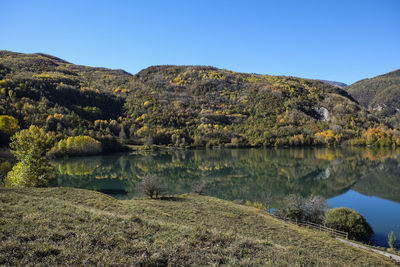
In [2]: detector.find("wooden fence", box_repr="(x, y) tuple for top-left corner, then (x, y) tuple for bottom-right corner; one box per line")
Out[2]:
(272, 214), (349, 239)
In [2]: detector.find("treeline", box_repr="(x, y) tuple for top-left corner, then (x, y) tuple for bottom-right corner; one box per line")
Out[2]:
(50, 136), (102, 157)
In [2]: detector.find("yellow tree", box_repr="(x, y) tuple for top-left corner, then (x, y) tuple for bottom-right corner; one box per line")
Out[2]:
(5, 126), (55, 187)
(0, 115), (20, 136)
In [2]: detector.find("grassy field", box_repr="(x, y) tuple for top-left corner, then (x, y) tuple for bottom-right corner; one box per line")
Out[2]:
(0, 187), (398, 266)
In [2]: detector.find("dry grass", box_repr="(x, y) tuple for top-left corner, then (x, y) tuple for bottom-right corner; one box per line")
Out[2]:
(0, 187), (397, 266)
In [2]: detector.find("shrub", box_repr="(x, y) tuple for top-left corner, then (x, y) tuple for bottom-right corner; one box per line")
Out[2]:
(364, 128), (392, 147)
(139, 174), (167, 199)
(325, 207), (374, 243)
(285, 207), (304, 221)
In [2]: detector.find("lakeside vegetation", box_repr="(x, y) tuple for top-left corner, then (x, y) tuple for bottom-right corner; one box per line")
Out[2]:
(0, 187), (397, 266)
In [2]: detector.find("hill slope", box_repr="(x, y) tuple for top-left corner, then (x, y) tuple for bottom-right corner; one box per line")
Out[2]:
(0, 187), (397, 266)
(345, 69), (400, 128)
(124, 65), (378, 147)
(0, 51), (382, 149)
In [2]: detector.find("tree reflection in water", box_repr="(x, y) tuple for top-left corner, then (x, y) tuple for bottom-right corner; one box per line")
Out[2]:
(51, 147), (400, 205)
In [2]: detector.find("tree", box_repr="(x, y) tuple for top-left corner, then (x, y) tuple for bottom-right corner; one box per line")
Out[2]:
(51, 136), (102, 156)
(139, 174), (167, 198)
(5, 155), (53, 187)
(258, 188), (273, 212)
(275, 194), (327, 223)
(9, 125), (54, 161)
(0, 115), (20, 144)
(191, 180), (206, 194)
(119, 125), (127, 140)
(5, 125), (54, 187)
(0, 115), (20, 136)
(325, 207), (374, 243)
(303, 195), (328, 224)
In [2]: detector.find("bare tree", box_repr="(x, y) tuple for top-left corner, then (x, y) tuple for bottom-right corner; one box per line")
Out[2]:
(258, 188), (273, 212)
(191, 180), (207, 194)
(276, 194), (328, 223)
(140, 174), (167, 198)
(303, 195), (328, 224)
(285, 194), (305, 210)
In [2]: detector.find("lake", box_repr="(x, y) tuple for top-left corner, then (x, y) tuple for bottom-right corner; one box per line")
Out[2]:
(51, 147), (400, 247)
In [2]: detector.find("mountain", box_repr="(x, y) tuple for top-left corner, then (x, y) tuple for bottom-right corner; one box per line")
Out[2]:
(124, 65), (377, 147)
(345, 69), (400, 128)
(0, 50), (384, 149)
(319, 80), (347, 88)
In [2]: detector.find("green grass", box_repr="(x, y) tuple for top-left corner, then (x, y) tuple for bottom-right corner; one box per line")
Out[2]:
(0, 187), (398, 266)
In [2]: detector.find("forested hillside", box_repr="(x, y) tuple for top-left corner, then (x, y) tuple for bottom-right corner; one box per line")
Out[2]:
(0, 51), (133, 152)
(0, 50), (397, 152)
(345, 69), (400, 128)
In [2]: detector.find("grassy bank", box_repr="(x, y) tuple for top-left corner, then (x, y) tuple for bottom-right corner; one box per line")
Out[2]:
(0, 187), (397, 266)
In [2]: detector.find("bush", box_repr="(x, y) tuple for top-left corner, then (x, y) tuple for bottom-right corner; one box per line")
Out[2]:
(325, 207), (374, 243)
(285, 207), (304, 221)
(139, 174), (167, 199)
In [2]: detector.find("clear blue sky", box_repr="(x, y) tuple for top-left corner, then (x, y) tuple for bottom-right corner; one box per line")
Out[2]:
(1, 0), (399, 84)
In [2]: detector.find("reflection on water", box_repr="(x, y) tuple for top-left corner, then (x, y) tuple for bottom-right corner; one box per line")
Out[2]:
(51, 147), (400, 247)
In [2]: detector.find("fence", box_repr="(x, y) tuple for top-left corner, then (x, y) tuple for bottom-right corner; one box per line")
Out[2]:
(272, 214), (349, 239)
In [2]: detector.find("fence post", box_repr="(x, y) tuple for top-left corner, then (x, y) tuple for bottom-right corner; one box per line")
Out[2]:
(346, 233), (348, 239)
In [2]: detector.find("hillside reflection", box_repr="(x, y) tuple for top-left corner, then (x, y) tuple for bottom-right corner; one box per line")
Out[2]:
(51, 147), (400, 205)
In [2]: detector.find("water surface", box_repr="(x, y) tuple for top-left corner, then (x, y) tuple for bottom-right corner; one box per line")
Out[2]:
(51, 147), (400, 247)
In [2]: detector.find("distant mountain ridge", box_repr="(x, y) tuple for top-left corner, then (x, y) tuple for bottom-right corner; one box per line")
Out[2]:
(319, 80), (347, 88)
(345, 69), (400, 128)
